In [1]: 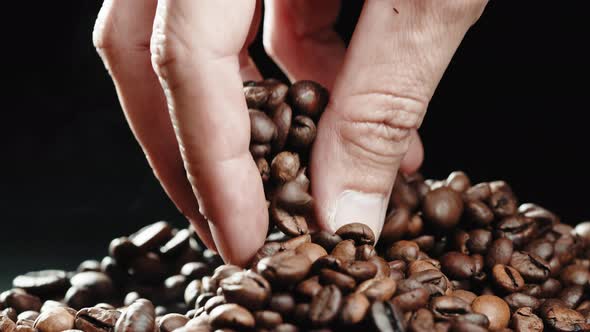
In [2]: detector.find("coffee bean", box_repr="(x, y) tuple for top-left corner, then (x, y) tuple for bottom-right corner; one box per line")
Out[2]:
(160, 229), (192, 259)
(12, 271), (69, 298)
(342, 261), (377, 282)
(203, 295), (226, 314)
(74, 307), (120, 332)
(274, 181), (313, 217)
(509, 251), (550, 283)
(254, 310), (283, 329)
(471, 295), (510, 330)
(257, 251), (312, 287)
(319, 269), (356, 292)
(445, 171), (471, 193)
(0, 315), (17, 332)
(356, 244), (377, 261)
(114, 299), (155, 332)
(250, 109), (277, 144)
(430, 296), (472, 321)
(309, 285), (342, 327)
(244, 84), (270, 109)
(486, 238), (514, 269)
(390, 174), (420, 212)
(392, 287), (429, 312)
(369, 256), (392, 279)
(339, 293), (369, 325)
(330, 240), (357, 264)
(288, 81), (328, 119)
(130, 221), (173, 252)
(504, 292), (541, 312)
(2, 308), (18, 322)
(219, 271), (271, 310)
(464, 200), (495, 226)
(271, 152), (300, 184)
(209, 303), (255, 330)
(559, 285), (585, 309)
(77, 260), (102, 273)
(269, 203), (309, 237)
(370, 301), (405, 332)
(488, 181), (518, 217)
(34, 307), (75, 332)
(386, 241), (420, 262)
(451, 290), (477, 305)
(466, 229), (492, 255)
(250, 143), (272, 158)
(440, 252), (475, 279)
(450, 321), (487, 332)
(0, 289), (42, 313)
(288, 115), (316, 150)
(335, 223), (376, 246)
(356, 278), (397, 302)
(310, 232), (342, 253)
(262, 79), (289, 111)
(560, 264), (590, 286)
(17, 312), (39, 322)
(295, 243), (327, 263)
(381, 208), (410, 244)
(422, 187), (464, 229)
(269, 293), (295, 318)
(511, 307), (543, 332)
(495, 215), (537, 248)
(409, 308), (434, 332)
(409, 270), (451, 296)
(492, 264), (525, 293)
(270, 103), (292, 152)
(540, 302), (590, 332)
(180, 262), (210, 280)
(463, 182), (491, 202)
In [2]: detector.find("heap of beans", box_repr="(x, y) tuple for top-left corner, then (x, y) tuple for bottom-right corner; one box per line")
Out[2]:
(2, 80), (590, 332)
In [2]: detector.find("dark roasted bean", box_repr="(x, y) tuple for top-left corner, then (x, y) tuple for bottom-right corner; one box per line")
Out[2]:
(423, 187), (464, 229)
(33, 307), (75, 332)
(356, 278), (397, 302)
(430, 296), (471, 321)
(471, 295), (510, 330)
(335, 223), (375, 246)
(209, 304), (255, 330)
(509, 251), (550, 283)
(370, 301), (406, 332)
(219, 271), (270, 310)
(492, 264), (525, 293)
(114, 299), (155, 332)
(339, 293), (370, 326)
(511, 307), (543, 332)
(309, 285), (342, 327)
(75, 307), (120, 332)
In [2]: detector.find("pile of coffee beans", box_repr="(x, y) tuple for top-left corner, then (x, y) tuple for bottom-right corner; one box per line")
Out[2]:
(3, 79), (590, 332)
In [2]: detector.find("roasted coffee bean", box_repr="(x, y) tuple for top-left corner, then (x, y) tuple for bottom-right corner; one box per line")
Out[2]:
(339, 293), (370, 325)
(129, 253), (167, 285)
(183, 280), (202, 308)
(219, 271), (271, 310)
(451, 290), (477, 305)
(309, 285), (342, 327)
(288, 115), (316, 150)
(270, 103), (292, 152)
(504, 292), (542, 311)
(0, 315), (16, 332)
(445, 171), (471, 193)
(463, 182), (491, 202)
(356, 278), (397, 302)
(257, 251), (312, 286)
(370, 301), (405, 332)
(74, 307), (120, 332)
(330, 240), (357, 264)
(335, 223), (376, 246)
(160, 229), (192, 259)
(319, 269), (356, 292)
(486, 238), (514, 269)
(280, 234), (311, 251)
(311, 255), (343, 275)
(210, 265), (242, 289)
(560, 264), (590, 286)
(386, 241), (420, 262)
(157, 313), (189, 332)
(310, 232), (342, 253)
(525, 239), (554, 261)
(511, 307), (543, 332)
(195, 293), (215, 310)
(495, 215), (537, 248)
(270, 203), (309, 236)
(16, 318), (35, 327)
(250, 109), (277, 144)
(209, 303), (255, 330)
(356, 244), (377, 261)
(559, 285), (585, 309)
(295, 243), (327, 263)
(288, 81), (328, 119)
(244, 84), (270, 108)
(381, 208), (410, 244)
(409, 270), (450, 296)
(540, 302), (590, 332)
(250, 143), (272, 158)
(77, 260), (102, 273)
(12, 271), (69, 298)
(488, 181), (518, 217)
(449, 321), (487, 332)
(392, 287), (429, 312)
(271, 152), (300, 184)
(254, 310), (283, 328)
(454, 313), (489, 328)
(34, 307), (75, 332)
(464, 200), (495, 226)
(16, 311), (39, 322)
(466, 230), (492, 255)
(440, 252), (475, 279)
(342, 261), (377, 282)
(0, 289), (42, 313)
(409, 308), (435, 332)
(99, 257), (127, 285)
(422, 187), (464, 229)
(269, 293), (295, 318)
(2, 307), (18, 322)
(540, 278), (563, 298)
(430, 296), (472, 320)
(130, 221), (173, 251)
(203, 295), (226, 314)
(492, 264), (525, 293)
(114, 299), (155, 332)
(509, 251), (550, 282)
(180, 262), (210, 280)
(471, 295), (510, 330)
(407, 260), (438, 276)
(390, 175), (420, 212)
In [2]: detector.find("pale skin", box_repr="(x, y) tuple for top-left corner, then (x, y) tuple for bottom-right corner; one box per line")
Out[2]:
(93, 0), (488, 266)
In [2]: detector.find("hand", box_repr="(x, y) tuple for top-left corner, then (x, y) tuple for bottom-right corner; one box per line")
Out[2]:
(93, 0), (488, 266)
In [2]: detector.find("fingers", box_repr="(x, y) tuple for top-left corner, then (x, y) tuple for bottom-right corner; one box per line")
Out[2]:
(312, 0), (488, 237)
(93, 0), (216, 250)
(263, 0), (345, 88)
(151, 0), (268, 266)
(400, 130), (424, 175)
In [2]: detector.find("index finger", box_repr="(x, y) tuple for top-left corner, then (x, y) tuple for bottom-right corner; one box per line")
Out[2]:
(151, 0), (268, 266)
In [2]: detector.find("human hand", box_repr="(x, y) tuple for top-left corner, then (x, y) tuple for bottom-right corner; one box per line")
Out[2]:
(93, 0), (488, 266)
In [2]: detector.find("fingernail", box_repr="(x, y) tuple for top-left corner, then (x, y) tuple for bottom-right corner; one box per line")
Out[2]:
(328, 190), (388, 239)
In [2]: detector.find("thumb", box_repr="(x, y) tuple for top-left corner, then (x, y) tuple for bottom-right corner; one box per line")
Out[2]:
(311, 0), (488, 237)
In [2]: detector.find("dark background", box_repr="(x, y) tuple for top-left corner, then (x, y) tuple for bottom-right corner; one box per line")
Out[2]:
(1, 1), (588, 288)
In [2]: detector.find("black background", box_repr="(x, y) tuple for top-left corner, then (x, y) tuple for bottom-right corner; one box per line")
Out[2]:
(1, 1), (588, 288)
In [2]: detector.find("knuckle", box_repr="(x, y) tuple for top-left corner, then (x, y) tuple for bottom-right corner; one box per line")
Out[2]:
(334, 91), (427, 166)
(150, 25), (191, 83)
